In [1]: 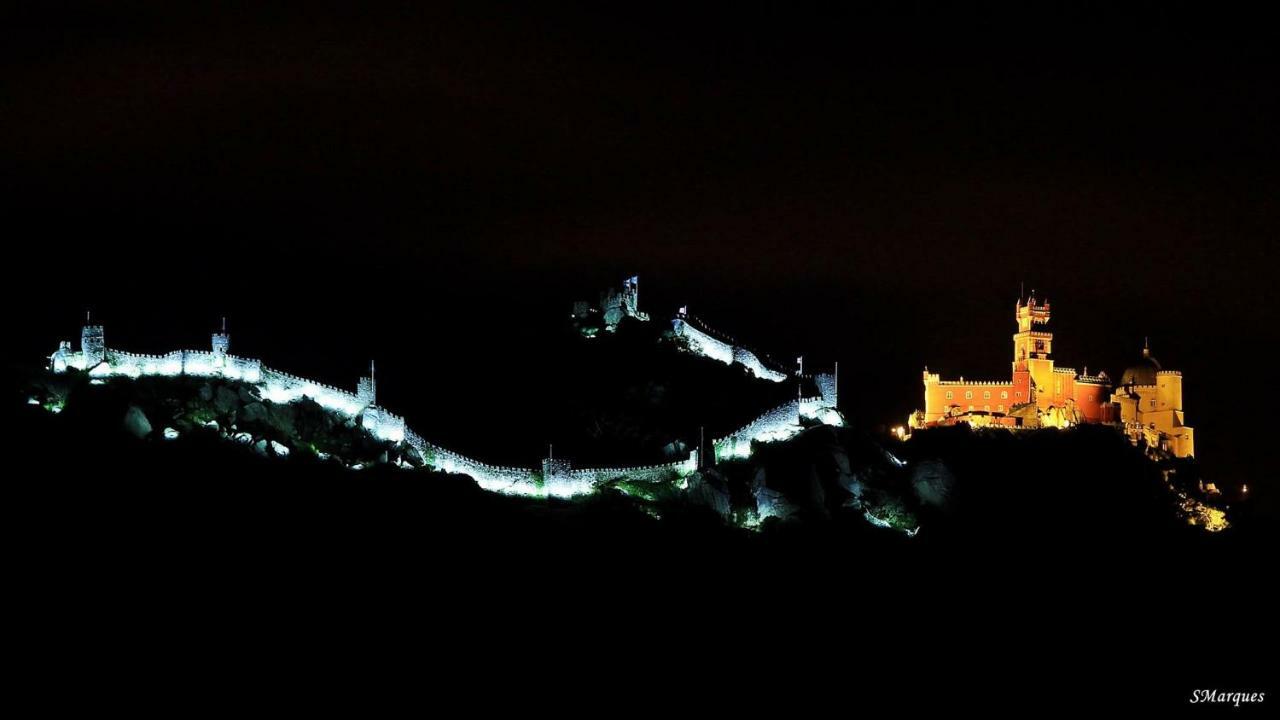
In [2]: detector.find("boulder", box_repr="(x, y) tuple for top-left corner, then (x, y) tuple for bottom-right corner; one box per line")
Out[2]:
(911, 460), (956, 509)
(239, 401), (268, 425)
(687, 471), (731, 518)
(123, 405), (152, 439)
(751, 467), (796, 521)
(838, 470), (867, 503)
(213, 386), (240, 415)
(267, 403), (296, 437)
(403, 445), (424, 466)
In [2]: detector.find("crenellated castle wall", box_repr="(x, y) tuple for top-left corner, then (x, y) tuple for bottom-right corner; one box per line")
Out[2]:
(733, 346), (789, 383)
(672, 313), (791, 382)
(673, 316), (735, 365)
(50, 310), (843, 499)
(712, 395), (839, 462)
(402, 429), (698, 498)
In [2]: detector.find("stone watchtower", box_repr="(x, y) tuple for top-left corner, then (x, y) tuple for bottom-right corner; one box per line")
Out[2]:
(542, 446), (571, 489)
(356, 360), (377, 408)
(81, 312), (105, 369)
(621, 275), (640, 316)
(211, 317), (230, 366)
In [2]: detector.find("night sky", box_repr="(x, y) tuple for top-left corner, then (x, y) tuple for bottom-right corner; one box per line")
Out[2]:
(5, 3), (1277, 488)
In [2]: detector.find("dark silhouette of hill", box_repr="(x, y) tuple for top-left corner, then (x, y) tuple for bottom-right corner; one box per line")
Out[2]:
(397, 315), (807, 466)
(6, 362), (1272, 709)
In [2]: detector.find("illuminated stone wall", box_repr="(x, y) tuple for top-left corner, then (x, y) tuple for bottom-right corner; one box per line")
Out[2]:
(733, 346), (789, 383)
(673, 316), (734, 365)
(797, 370), (839, 409)
(672, 314), (789, 382)
(81, 325), (105, 368)
(48, 315), (842, 499)
(405, 429), (540, 494)
(569, 452), (700, 486)
(712, 395), (841, 463)
(54, 328), (399, 439)
(211, 331), (230, 361)
(259, 366), (367, 415)
(404, 427), (699, 499)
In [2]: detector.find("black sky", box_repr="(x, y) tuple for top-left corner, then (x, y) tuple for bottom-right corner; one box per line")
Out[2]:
(4, 2), (1277, 483)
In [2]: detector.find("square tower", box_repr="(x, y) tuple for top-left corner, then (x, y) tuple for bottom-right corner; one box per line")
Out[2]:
(356, 360), (376, 408)
(1012, 295), (1055, 395)
(81, 322), (105, 369)
(211, 317), (230, 365)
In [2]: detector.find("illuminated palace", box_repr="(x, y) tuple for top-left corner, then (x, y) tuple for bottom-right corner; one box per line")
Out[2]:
(909, 293), (1195, 458)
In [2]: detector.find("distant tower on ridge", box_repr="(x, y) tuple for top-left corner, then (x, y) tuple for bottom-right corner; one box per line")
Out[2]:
(357, 360), (377, 408)
(81, 311), (105, 369)
(211, 317), (230, 366)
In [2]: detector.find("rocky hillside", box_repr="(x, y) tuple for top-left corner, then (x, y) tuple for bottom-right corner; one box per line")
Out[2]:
(17, 366), (1247, 551)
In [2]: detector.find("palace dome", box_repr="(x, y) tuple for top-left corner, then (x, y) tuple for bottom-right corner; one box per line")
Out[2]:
(1121, 341), (1162, 386)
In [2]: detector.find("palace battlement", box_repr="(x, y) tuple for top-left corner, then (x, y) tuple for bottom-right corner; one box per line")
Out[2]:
(931, 378), (1013, 387)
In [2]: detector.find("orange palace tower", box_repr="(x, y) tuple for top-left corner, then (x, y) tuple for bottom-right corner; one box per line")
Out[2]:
(912, 293), (1115, 431)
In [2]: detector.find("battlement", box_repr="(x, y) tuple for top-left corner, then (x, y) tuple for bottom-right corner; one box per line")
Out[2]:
(47, 305), (844, 499)
(709, 394), (839, 462)
(1016, 296), (1051, 312)
(112, 349), (182, 361)
(673, 312), (795, 383)
(260, 367), (360, 398)
(1157, 370), (1183, 377)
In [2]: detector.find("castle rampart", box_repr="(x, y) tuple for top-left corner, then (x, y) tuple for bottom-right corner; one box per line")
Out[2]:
(49, 309), (844, 498)
(673, 311), (824, 386)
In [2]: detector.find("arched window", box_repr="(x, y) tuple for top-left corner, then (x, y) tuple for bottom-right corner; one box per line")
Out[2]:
(983, 391), (991, 400)
(1001, 391), (1008, 400)
(945, 391), (953, 400)
(965, 390), (973, 400)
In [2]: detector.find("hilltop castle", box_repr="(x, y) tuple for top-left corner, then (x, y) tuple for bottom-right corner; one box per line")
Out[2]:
(909, 294), (1194, 458)
(571, 275), (650, 336)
